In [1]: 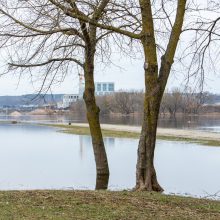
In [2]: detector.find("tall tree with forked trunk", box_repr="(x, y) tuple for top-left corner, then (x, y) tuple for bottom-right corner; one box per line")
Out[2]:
(60, 0), (187, 191)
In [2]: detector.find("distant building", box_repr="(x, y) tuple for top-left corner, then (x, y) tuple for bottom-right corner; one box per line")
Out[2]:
(95, 82), (115, 96)
(57, 75), (115, 108)
(58, 94), (79, 109)
(78, 74), (115, 97)
(57, 102), (64, 109)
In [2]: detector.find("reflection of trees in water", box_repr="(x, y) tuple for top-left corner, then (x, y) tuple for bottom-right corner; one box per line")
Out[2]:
(78, 135), (110, 190)
(79, 136), (92, 160)
(5, 112), (220, 130)
(79, 136), (84, 160)
(63, 114), (220, 129)
(78, 135), (115, 190)
(157, 115), (220, 129)
(158, 116), (200, 129)
(67, 114), (220, 129)
(100, 114), (143, 126)
(79, 136), (115, 160)
(104, 138), (115, 148)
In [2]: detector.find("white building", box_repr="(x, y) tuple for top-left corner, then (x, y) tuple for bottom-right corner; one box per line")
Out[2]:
(95, 82), (115, 96)
(78, 74), (115, 97)
(58, 94), (79, 109)
(57, 75), (115, 108)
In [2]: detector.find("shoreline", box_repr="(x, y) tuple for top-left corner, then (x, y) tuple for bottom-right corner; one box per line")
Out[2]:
(43, 122), (220, 146)
(1, 120), (220, 146)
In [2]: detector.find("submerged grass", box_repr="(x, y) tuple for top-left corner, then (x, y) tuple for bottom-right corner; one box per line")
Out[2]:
(0, 190), (219, 219)
(43, 123), (220, 147)
(2, 121), (220, 146)
(156, 135), (220, 147)
(40, 123), (140, 139)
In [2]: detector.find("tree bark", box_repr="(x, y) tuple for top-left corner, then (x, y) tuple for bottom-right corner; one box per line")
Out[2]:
(83, 48), (109, 190)
(136, 93), (163, 192)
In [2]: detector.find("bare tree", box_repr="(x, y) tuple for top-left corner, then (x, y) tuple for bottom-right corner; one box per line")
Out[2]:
(96, 95), (113, 115)
(111, 91), (143, 115)
(163, 88), (184, 118)
(63, 0), (186, 191)
(181, 2), (220, 90)
(0, 0), (112, 190)
(95, 0), (218, 191)
(113, 91), (135, 115)
(70, 99), (86, 116)
(73, 91), (144, 115)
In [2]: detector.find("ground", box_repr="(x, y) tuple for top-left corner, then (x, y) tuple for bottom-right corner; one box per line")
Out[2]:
(0, 190), (220, 219)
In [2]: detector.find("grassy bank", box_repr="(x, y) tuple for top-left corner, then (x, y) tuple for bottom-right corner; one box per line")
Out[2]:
(45, 124), (140, 139)
(0, 190), (220, 219)
(43, 123), (220, 146)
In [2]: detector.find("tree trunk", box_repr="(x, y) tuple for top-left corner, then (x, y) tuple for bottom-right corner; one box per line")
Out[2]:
(135, 95), (163, 192)
(135, 0), (186, 192)
(83, 50), (109, 190)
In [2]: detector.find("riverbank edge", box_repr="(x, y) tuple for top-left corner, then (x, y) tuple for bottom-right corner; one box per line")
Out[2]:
(0, 190), (220, 219)
(41, 123), (220, 147)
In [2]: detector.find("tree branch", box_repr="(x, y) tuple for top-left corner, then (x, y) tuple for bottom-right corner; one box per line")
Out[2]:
(9, 58), (84, 68)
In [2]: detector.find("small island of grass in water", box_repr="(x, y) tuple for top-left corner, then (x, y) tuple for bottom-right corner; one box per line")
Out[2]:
(42, 123), (220, 147)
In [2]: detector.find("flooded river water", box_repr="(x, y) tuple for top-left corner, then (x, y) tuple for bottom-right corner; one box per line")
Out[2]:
(1, 123), (220, 199)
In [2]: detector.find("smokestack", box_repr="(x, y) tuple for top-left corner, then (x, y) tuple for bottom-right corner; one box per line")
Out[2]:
(79, 73), (85, 99)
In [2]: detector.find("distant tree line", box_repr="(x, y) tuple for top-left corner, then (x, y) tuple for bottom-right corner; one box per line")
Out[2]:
(70, 91), (143, 116)
(160, 88), (211, 117)
(70, 89), (219, 117)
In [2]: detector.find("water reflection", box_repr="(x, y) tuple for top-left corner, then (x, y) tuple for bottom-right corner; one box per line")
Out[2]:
(0, 123), (220, 199)
(3, 113), (220, 132)
(78, 136), (114, 189)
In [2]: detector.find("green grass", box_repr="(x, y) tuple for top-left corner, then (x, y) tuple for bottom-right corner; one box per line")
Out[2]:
(0, 120), (21, 125)
(2, 121), (220, 146)
(157, 135), (220, 147)
(43, 123), (220, 146)
(39, 123), (140, 139)
(0, 190), (219, 219)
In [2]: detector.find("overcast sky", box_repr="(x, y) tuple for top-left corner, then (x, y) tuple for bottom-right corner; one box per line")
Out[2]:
(0, 52), (219, 96)
(0, 0), (220, 96)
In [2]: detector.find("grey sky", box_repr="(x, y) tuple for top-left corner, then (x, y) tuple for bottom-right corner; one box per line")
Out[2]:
(0, 0), (219, 96)
(0, 55), (219, 96)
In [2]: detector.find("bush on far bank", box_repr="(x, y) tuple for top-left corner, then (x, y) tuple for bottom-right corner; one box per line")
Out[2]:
(69, 89), (219, 117)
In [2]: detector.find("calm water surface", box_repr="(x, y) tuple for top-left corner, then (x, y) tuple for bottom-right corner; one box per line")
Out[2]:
(1, 123), (220, 199)
(2, 114), (220, 132)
